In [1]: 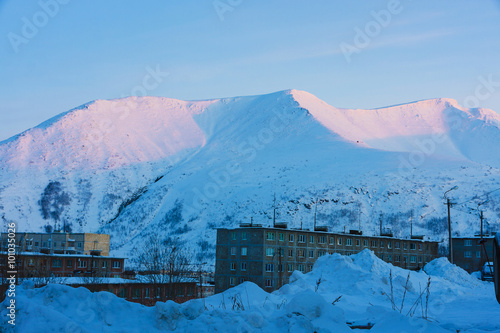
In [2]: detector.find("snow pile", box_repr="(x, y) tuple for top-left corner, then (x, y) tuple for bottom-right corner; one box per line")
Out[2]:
(4, 250), (498, 332)
(423, 257), (483, 288)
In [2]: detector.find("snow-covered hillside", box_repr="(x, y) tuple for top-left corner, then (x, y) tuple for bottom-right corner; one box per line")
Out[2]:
(3, 250), (498, 332)
(0, 90), (499, 260)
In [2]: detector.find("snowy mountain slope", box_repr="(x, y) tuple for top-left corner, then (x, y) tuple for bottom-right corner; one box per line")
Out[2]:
(0, 90), (499, 260)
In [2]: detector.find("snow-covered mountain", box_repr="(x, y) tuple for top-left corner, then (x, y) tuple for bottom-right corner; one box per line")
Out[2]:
(1, 90), (499, 260)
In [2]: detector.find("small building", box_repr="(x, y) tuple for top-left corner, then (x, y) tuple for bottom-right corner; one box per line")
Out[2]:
(0, 252), (125, 280)
(452, 235), (495, 273)
(215, 224), (440, 293)
(0, 232), (111, 256)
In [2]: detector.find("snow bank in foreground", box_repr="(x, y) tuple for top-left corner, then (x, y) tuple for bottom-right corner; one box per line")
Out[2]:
(2, 250), (497, 332)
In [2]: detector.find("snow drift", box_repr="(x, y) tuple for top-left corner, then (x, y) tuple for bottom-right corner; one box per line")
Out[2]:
(2, 250), (498, 332)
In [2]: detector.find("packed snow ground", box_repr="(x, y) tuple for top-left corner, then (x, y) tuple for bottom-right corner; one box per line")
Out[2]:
(3, 250), (499, 332)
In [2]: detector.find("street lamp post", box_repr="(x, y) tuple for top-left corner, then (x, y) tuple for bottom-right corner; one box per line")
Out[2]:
(444, 186), (458, 264)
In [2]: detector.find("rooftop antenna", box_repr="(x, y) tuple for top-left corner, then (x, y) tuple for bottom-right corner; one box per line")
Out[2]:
(300, 220), (303, 230)
(410, 210), (414, 238)
(250, 216), (253, 227)
(273, 193), (276, 228)
(314, 198), (318, 229)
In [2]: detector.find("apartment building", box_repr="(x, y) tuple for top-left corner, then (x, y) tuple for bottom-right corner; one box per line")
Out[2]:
(215, 223), (439, 293)
(452, 235), (495, 272)
(0, 232), (110, 256)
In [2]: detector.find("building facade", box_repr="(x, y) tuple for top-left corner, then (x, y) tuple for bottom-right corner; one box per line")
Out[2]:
(0, 252), (125, 279)
(452, 235), (495, 272)
(0, 232), (111, 256)
(215, 224), (440, 293)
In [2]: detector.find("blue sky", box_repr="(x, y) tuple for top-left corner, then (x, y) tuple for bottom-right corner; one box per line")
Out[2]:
(1, 0), (499, 141)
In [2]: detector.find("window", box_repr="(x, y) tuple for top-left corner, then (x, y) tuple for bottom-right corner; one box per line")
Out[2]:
(403, 256), (407, 263)
(239, 277), (246, 284)
(395, 255), (400, 262)
(279, 233), (285, 241)
(241, 247), (248, 256)
(230, 262), (236, 271)
(288, 249), (293, 257)
(380, 241), (385, 248)
(319, 236), (326, 244)
(53, 242), (57, 248)
(388, 255), (392, 262)
(230, 247), (236, 256)
(118, 288), (127, 298)
(308, 265), (313, 272)
(145, 288), (150, 298)
(346, 239), (352, 246)
(318, 250), (327, 257)
(308, 250), (315, 258)
(229, 277), (235, 286)
(289, 234), (295, 242)
(381, 254), (384, 260)
(297, 264), (305, 272)
(395, 242), (400, 249)
(464, 251), (472, 258)
(61, 242), (65, 248)
(355, 239), (360, 247)
(298, 249), (305, 258)
(410, 243), (416, 250)
(337, 238), (342, 246)
(266, 232), (275, 241)
(371, 240), (377, 247)
(34, 242), (39, 247)
(265, 264), (274, 272)
(241, 232), (247, 240)
(266, 248), (274, 256)
(78, 260), (87, 268)
(418, 244), (422, 251)
(102, 261), (108, 269)
(92, 260), (98, 268)
(464, 240), (472, 246)
(363, 240), (368, 247)
(410, 256), (416, 263)
(231, 232), (237, 240)
(77, 242), (82, 248)
(265, 279), (273, 287)
(309, 235), (314, 244)
(132, 288), (141, 299)
(43, 241), (48, 248)
(403, 243), (408, 250)
(278, 264), (283, 272)
(241, 262), (247, 271)
(476, 251), (481, 258)
(287, 264), (294, 272)
(329, 237), (334, 245)
(298, 235), (305, 243)
(112, 261), (121, 269)
(27, 259), (35, 266)
(388, 241), (392, 249)
(418, 256), (422, 263)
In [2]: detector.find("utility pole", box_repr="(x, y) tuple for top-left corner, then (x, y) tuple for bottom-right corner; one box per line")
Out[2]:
(314, 199), (318, 229)
(278, 247), (282, 289)
(273, 193), (276, 228)
(447, 198), (453, 264)
(444, 186), (458, 264)
(410, 210), (413, 238)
